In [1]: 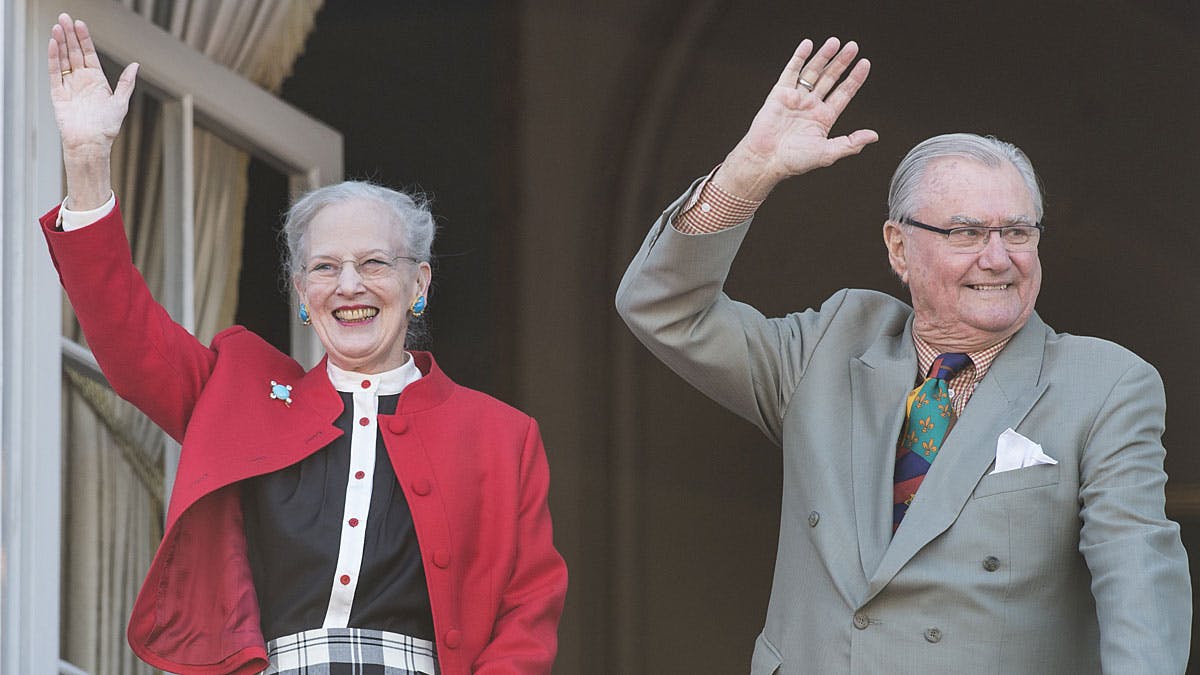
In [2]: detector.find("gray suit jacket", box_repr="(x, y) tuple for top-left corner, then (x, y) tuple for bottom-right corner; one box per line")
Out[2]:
(615, 185), (1191, 674)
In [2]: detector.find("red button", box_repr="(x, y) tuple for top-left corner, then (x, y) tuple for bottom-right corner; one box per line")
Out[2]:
(388, 417), (408, 434)
(355, 470), (366, 480)
(359, 417), (369, 426)
(348, 518), (359, 527)
(444, 629), (462, 649)
(339, 575), (351, 585)
(360, 379), (371, 389)
(433, 549), (451, 568)
(412, 479), (431, 496)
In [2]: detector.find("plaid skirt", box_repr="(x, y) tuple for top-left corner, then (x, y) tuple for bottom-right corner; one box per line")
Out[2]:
(263, 627), (438, 675)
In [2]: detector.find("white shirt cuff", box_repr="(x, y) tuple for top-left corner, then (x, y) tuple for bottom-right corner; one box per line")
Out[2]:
(58, 192), (116, 231)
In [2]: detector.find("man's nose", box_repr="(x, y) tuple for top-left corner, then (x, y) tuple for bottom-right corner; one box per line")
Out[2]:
(976, 231), (1012, 269)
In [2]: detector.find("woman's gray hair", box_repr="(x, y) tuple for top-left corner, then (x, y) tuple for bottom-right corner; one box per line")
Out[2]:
(887, 133), (1043, 223)
(282, 180), (436, 279)
(280, 180), (436, 348)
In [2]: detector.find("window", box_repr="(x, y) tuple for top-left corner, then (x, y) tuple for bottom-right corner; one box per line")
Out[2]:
(2, 2), (341, 673)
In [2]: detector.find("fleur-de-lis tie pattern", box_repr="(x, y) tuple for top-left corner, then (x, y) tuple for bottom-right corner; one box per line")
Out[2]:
(893, 352), (972, 531)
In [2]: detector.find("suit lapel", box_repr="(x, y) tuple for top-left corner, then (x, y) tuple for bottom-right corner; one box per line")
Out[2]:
(850, 317), (918, 580)
(862, 314), (1050, 603)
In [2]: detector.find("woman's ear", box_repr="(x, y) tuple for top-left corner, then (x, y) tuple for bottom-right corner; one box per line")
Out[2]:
(416, 262), (432, 297)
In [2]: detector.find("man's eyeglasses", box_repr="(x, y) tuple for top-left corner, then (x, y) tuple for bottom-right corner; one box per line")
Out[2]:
(304, 254), (419, 283)
(900, 217), (1043, 253)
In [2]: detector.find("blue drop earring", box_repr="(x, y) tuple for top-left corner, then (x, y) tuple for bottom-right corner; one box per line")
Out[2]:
(298, 303), (311, 325)
(410, 295), (427, 317)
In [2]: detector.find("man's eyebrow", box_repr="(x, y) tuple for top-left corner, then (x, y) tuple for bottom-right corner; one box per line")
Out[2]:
(944, 214), (1035, 226)
(946, 214), (985, 226)
(1003, 214), (1035, 226)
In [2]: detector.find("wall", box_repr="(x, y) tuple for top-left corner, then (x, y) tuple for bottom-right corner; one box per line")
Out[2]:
(250, 1), (1199, 672)
(511, 2), (1199, 672)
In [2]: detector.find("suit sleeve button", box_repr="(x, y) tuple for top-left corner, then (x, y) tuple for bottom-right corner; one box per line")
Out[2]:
(924, 627), (942, 643)
(807, 511), (820, 527)
(853, 613), (869, 630)
(982, 556), (1000, 572)
(444, 628), (462, 648)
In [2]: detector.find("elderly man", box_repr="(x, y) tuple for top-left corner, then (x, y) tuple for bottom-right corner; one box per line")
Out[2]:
(616, 37), (1190, 674)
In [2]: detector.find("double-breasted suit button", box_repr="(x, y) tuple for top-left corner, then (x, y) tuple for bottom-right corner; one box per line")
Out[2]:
(982, 555), (1000, 572)
(444, 629), (463, 649)
(807, 511), (820, 527)
(433, 549), (451, 568)
(852, 613), (869, 630)
(388, 416), (408, 434)
(412, 478), (432, 496)
(924, 627), (942, 643)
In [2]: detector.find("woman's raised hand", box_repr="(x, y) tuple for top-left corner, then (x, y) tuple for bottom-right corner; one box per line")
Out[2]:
(48, 12), (138, 208)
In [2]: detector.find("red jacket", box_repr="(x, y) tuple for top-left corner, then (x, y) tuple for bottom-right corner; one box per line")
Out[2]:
(42, 205), (567, 675)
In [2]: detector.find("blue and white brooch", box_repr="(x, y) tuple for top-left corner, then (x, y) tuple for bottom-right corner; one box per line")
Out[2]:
(269, 380), (293, 407)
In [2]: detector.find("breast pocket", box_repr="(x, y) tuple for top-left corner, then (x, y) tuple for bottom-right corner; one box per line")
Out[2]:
(973, 462), (1060, 499)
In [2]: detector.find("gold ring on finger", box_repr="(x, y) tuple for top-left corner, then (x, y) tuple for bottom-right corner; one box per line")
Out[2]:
(61, 69), (72, 76)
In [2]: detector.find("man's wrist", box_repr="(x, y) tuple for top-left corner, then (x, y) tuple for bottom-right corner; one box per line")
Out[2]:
(673, 170), (762, 235)
(712, 147), (785, 201)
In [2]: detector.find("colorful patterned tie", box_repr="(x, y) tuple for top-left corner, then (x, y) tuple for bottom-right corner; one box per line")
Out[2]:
(893, 352), (972, 531)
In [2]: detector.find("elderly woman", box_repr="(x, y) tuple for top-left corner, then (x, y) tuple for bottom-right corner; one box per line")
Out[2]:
(42, 13), (566, 675)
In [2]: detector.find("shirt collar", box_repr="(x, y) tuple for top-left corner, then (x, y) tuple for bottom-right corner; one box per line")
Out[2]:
(326, 354), (422, 395)
(912, 333), (1011, 383)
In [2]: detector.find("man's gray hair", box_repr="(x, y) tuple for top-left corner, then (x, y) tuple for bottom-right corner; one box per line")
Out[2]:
(887, 133), (1043, 223)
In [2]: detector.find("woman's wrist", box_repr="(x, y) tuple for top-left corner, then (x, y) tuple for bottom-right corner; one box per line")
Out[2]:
(62, 148), (113, 210)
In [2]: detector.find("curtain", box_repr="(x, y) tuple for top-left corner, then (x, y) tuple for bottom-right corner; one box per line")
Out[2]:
(61, 2), (322, 673)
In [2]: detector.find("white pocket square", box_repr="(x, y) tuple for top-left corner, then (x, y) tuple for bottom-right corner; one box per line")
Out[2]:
(990, 427), (1057, 474)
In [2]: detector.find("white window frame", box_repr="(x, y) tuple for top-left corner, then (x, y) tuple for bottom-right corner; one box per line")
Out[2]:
(2, 1), (341, 673)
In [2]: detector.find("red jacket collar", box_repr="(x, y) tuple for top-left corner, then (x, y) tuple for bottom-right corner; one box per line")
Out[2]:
(292, 350), (455, 417)
(398, 351), (456, 413)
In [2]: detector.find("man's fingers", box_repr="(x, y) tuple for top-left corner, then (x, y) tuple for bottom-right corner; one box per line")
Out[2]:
(824, 59), (871, 117)
(825, 129), (879, 164)
(775, 39), (815, 89)
(846, 129), (879, 150)
(812, 41), (859, 98)
(796, 37), (840, 92)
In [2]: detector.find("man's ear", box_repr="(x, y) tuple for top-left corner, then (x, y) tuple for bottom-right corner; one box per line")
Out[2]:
(882, 220), (909, 284)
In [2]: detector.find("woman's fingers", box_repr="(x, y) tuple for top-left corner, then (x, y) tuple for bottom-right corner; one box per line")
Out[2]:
(113, 62), (140, 107)
(59, 14), (86, 72)
(76, 19), (103, 70)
